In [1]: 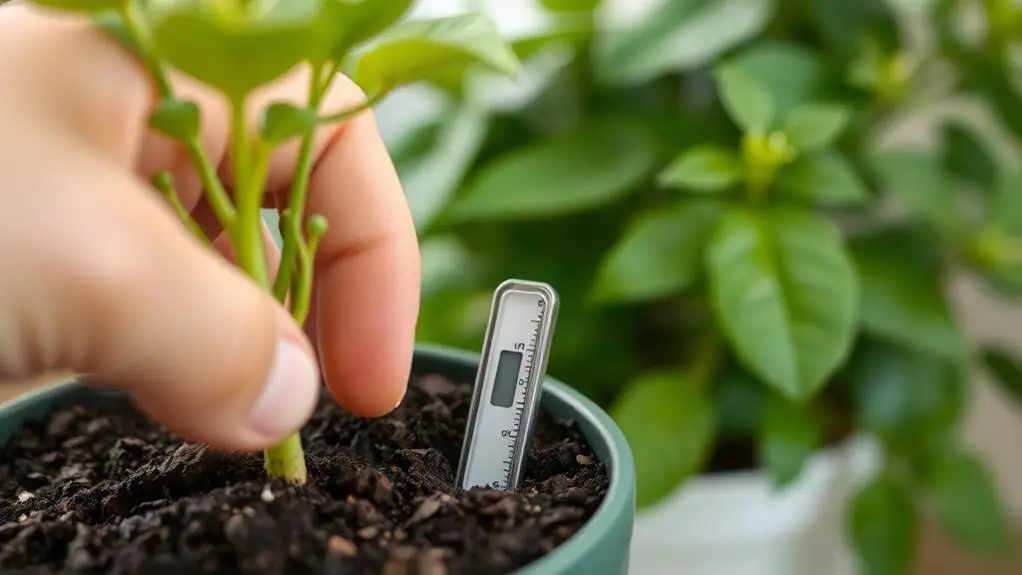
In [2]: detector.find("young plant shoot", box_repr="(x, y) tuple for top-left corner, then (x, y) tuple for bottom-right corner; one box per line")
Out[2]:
(30, 0), (520, 484)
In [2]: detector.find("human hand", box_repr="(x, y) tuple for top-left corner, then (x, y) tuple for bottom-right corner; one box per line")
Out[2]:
(0, 5), (421, 451)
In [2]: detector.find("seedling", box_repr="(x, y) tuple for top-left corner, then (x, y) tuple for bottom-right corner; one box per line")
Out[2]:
(30, 0), (520, 484)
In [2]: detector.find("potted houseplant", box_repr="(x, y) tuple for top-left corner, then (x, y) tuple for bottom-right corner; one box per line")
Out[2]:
(0, 1), (636, 574)
(399, 0), (1022, 574)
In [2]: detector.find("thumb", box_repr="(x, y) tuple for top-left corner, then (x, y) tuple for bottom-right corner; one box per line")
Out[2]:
(0, 148), (320, 452)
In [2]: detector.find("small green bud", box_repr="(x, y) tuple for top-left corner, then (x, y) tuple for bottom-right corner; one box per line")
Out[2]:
(153, 171), (175, 194)
(306, 214), (329, 240)
(742, 131), (796, 172)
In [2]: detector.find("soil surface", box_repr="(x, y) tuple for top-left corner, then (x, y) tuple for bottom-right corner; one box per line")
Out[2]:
(0, 374), (608, 575)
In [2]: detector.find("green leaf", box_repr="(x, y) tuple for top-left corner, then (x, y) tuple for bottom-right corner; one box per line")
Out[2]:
(259, 102), (318, 145)
(980, 346), (1022, 407)
(757, 397), (821, 489)
(611, 371), (717, 509)
(927, 449), (1012, 556)
(511, 16), (594, 61)
(775, 151), (870, 206)
(849, 341), (966, 454)
(658, 145), (743, 193)
(539, 0), (601, 11)
(781, 103), (851, 151)
(722, 42), (825, 116)
(148, 97), (200, 142)
(150, 0), (322, 99)
(848, 475), (918, 575)
(593, 0), (777, 87)
(352, 14), (520, 96)
(320, 0), (415, 60)
(29, 0), (125, 12)
(941, 121), (997, 191)
(448, 118), (657, 221)
(850, 236), (962, 360)
(592, 201), (721, 304)
(869, 148), (965, 234)
(714, 63), (776, 132)
(707, 208), (859, 401)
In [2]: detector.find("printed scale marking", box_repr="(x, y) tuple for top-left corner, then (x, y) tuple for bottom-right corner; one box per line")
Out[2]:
(456, 279), (559, 492)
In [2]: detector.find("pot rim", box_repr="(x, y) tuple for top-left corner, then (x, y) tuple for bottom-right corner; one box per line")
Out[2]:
(0, 343), (636, 575)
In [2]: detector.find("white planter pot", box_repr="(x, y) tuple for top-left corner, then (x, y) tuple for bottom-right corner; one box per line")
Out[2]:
(629, 436), (883, 575)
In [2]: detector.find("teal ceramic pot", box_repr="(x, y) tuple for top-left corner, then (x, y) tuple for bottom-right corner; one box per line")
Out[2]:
(0, 343), (636, 575)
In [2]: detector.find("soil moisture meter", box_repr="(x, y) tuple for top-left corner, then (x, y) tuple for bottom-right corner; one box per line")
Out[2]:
(455, 279), (559, 492)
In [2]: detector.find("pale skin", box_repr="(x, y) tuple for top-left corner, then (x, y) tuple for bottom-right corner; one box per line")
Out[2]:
(0, 5), (421, 452)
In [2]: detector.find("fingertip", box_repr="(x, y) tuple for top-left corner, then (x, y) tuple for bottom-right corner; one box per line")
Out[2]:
(316, 252), (418, 418)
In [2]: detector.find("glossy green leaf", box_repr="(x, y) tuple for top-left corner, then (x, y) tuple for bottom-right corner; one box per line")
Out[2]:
(611, 371), (717, 508)
(722, 42), (825, 116)
(148, 98), (200, 142)
(592, 201), (721, 304)
(320, 0), (415, 60)
(928, 449), (1012, 556)
(781, 103), (851, 151)
(851, 237), (962, 360)
(757, 397), (821, 489)
(848, 475), (918, 575)
(869, 148), (965, 234)
(980, 346), (1022, 407)
(510, 16), (594, 60)
(593, 0), (777, 87)
(259, 102), (318, 145)
(775, 151), (869, 206)
(352, 14), (520, 96)
(942, 121), (997, 191)
(150, 0), (322, 99)
(714, 63), (776, 132)
(539, 0), (601, 11)
(658, 145), (743, 193)
(707, 208), (858, 401)
(849, 342), (965, 453)
(30, 0), (125, 12)
(447, 118), (657, 221)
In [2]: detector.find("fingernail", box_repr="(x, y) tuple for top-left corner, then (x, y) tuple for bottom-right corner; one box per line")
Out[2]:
(249, 338), (319, 440)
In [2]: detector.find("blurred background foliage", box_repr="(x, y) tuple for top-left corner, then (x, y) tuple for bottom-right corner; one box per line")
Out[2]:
(383, 0), (1022, 572)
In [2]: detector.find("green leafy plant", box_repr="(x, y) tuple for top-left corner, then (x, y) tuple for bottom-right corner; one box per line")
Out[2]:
(405, 0), (1022, 571)
(29, 0), (518, 484)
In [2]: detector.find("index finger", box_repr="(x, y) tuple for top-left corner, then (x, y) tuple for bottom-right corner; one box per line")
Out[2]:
(273, 75), (421, 417)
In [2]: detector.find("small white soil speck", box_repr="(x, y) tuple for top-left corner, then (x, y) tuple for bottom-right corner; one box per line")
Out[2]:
(17, 492), (34, 503)
(260, 486), (275, 503)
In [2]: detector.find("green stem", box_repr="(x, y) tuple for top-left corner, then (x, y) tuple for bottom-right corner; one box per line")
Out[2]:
(118, 2), (235, 228)
(282, 216), (314, 326)
(229, 97), (269, 289)
(153, 171), (209, 244)
(273, 65), (327, 308)
(263, 434), (307, 481)
(271, 209), (297, 304)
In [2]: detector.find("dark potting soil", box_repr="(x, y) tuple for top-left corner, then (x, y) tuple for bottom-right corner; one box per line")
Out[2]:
(0, 374), (609, 575)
